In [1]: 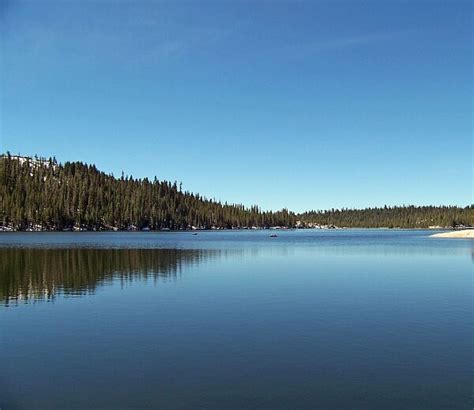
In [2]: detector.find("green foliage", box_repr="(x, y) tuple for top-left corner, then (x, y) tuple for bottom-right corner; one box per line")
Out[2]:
(0, 155), (295, 230)
(299, 205), (473, 228)
(1, 154), (472, 230)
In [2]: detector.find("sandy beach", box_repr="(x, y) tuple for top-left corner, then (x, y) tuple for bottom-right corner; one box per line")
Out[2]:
(430, 229), (474, 238)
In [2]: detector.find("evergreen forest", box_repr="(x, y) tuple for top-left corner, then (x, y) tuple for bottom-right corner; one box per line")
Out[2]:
(1, 154), (472, 230)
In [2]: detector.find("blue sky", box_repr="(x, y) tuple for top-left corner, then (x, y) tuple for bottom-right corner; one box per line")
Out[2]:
(1, 0), (472, 212)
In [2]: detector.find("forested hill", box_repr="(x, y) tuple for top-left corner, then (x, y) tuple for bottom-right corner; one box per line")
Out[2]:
(1, 154), (295, 230)
(299, 206), (473, 229)
(1, 154), (472, 231)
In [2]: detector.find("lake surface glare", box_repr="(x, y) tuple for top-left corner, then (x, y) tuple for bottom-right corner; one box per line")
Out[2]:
(1, 230), (472, 409)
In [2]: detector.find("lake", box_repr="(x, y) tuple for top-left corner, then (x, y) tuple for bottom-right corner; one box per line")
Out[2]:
(1, 230), (472, 409)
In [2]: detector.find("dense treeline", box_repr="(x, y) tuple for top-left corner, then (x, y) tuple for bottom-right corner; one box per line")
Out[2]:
(299, 206), (473, 228)
(1, 154), (472, 230)
(0, 154), (295, 230)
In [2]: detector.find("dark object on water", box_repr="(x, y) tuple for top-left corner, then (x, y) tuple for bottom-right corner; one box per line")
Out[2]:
(270, 234), (278, 238)
(192, 232), (198, 235)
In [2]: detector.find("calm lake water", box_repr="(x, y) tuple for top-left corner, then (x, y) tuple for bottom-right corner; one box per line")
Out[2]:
(1, 230), (472, 409)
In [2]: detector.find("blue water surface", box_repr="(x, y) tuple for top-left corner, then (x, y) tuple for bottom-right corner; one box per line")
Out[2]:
(0, 230), (472, 409)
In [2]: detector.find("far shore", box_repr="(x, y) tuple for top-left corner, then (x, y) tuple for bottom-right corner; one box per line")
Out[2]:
(430, 229), (474, 238)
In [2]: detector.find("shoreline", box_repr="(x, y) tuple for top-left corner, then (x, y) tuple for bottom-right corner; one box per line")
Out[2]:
(0, 227), (471, 233)
(430, 229), (474, 238)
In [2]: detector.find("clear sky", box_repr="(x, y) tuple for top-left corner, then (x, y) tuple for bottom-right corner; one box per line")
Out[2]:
(1, 0), (472, 212)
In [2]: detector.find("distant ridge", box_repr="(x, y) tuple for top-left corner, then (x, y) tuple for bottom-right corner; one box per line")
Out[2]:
(1, 153), (473, 231)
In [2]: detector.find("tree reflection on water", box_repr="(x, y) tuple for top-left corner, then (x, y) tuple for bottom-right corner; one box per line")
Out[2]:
(0, 248), (218, 305)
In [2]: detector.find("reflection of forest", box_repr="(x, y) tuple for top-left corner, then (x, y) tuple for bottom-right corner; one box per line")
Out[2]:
(0, 248), (218, 305)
